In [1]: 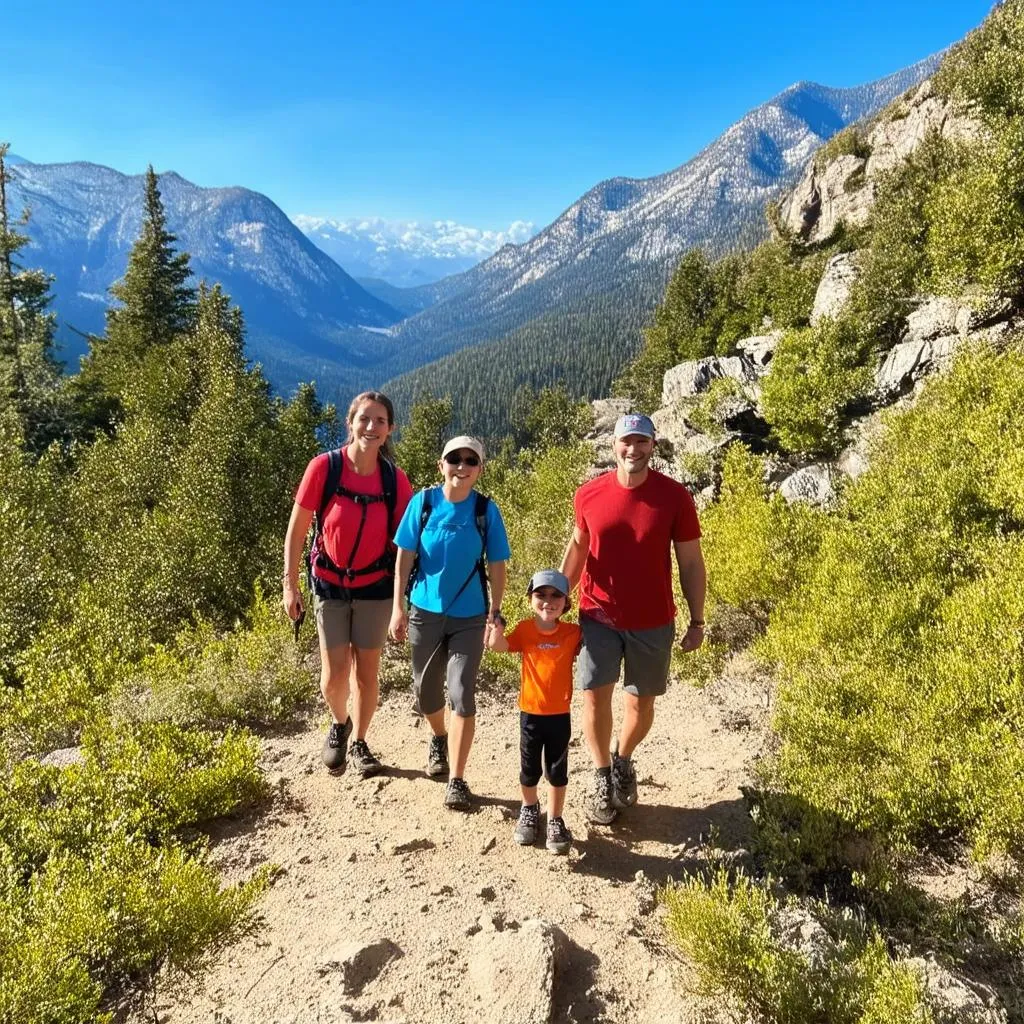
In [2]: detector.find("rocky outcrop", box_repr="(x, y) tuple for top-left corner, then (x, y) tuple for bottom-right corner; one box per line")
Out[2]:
(875, 335), (962, 401)
(811, 252), (860, 325)
(906, 954), (1008, 1024)
(781, 80), (985, 245)
(661, 355), (758, 406)
(736, 331), (782, 370)
(778, 465), (837, 506)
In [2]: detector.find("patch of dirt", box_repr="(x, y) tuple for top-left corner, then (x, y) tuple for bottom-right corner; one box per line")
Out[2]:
(137, 654), (773, 1024)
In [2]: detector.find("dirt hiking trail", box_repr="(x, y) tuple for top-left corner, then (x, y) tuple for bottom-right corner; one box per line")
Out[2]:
(139, 656), (771, 1024)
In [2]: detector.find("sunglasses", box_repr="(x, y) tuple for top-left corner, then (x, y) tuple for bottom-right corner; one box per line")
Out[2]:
(443, 452), (480, 467)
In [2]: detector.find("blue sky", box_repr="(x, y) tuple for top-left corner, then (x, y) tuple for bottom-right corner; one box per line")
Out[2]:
(2, 0), (993, 230)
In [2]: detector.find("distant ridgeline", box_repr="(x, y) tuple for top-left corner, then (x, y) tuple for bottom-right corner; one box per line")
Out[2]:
(381, 56), (940, 438)
(7, 56), (936, 430)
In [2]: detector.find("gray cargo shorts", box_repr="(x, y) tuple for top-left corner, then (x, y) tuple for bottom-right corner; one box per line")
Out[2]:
(408, 605), (486, 717)
(576, 614), (675, 698)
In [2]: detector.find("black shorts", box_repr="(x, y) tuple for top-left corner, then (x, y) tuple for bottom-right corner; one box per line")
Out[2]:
(520, 711), (571, 788)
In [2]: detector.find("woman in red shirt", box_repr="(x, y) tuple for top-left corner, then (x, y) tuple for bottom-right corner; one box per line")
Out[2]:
(282, 391), (412, 778)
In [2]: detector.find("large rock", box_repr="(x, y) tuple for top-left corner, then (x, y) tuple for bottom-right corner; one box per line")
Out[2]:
(468, 918), (561, 1024)
(811, 252), (860, 325)
(736, 331), (782, 370)
(875, 336), (961, 400)
(588, 397), (632, 439)
(866, 80), (985, 180)
(778, 465), (837, 506)
(781, 154), (873, 244)
(661, 356), (757, 406)
(905, 954), (1007, 1024)
(905, 297), (963, 343)
(317, 938), (403, 996)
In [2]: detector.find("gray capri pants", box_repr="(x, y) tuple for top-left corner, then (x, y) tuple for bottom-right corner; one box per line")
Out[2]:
(408, 606), (486, 717)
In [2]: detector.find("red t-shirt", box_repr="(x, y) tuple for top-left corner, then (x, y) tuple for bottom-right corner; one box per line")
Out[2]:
(574, 469), (701, 630)
(295, 452), (413, 588)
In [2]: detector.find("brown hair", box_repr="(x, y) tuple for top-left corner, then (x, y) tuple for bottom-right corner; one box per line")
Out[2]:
(345, 391), (397, 462)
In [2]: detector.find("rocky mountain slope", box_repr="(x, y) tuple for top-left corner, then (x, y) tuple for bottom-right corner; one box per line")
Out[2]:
(8, 160), (401, 387)
(379, 55), (942, 390)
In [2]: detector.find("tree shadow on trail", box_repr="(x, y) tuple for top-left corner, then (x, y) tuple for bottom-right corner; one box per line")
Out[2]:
(572, 796), (752, 884)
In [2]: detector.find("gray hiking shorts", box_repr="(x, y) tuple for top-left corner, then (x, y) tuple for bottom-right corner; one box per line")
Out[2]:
(314, 594), (392, 651)
(408, 606), (486, 718)
(576, 614), (675, 698)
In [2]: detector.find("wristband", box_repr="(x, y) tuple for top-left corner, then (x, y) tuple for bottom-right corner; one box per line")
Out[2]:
(688, 621), (705, 629)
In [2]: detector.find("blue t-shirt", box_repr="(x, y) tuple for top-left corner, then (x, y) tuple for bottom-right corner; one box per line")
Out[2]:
(394, 487), (511, 618)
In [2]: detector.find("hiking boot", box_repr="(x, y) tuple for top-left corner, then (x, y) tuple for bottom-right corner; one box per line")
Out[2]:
(348, 738), (383, 778)
(321, 718), (353, 775)
(588, 768), (618, 824)
(444, 776), (472, 810)
(514, 803), (540, 845)
(612, 752), (639, 809)
(426, 734), (449, 778)
(546, 816), (573, 855)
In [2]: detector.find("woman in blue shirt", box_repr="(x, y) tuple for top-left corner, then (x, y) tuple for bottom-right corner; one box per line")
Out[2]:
(390, 435), (510, 810)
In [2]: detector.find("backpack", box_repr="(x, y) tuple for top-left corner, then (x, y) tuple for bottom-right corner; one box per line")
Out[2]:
(306, 450), (399, 588)
(408, 489), (490, 613)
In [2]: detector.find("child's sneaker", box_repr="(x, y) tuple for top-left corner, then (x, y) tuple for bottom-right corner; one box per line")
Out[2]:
(546, 816), (572, 855)
(514, 803), (540, 845)
(611, 752), (638, 808)
(588, 767), (618, 824)
(444, 776), (472, 810)
(321, 718), (353, 775)
(426, 734), (449, 777)
(348, 738), (383, 778)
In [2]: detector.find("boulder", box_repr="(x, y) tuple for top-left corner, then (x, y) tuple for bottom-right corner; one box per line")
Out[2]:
(778, 465), (836, 506)
(661, 356), (757, 406)
(875, 336), (962, 401)
(866, 80), (985, 181)
(317, 938), (403, 996)
(588, 398), (632, 439)
(736, 331), (782, 370)
(39, 747), (86, 769)
(905, 954), (1007, 1024)
(781, 155), (872, 244)
(810, 253), (860, 326)
(905, 297), (962, 343)
(468, 918), (562, 1024)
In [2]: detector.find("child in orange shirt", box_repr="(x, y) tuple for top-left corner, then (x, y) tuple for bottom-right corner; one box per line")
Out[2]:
(487, 569), (581, 855)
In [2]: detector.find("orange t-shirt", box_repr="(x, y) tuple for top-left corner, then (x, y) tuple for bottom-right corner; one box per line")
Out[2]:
(506, 619), (581, 716)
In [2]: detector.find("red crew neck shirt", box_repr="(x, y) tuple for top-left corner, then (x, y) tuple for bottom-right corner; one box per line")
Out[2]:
(574, 469), (701, 631)
(295, 452), (412, 588)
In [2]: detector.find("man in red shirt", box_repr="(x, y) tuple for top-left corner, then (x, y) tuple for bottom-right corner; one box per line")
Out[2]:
(560, 413), (706, 824)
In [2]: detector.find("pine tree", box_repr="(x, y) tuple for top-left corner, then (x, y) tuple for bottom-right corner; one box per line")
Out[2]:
(75, 166), (196, 430)
(395, 395), (453, 490)
(0, 142), (64, 452)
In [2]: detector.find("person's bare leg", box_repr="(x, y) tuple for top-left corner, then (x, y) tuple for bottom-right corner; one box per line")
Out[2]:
(449, 713), (475, 779)
(424, 708), (447, 737)
(583, 684), (615, 768)
(521, 784), (539, 806)
(351, 647), (381, 740)
(319, 639), (352, 724)
(548, 785), (566, 818)
(618, 693), (656, 759)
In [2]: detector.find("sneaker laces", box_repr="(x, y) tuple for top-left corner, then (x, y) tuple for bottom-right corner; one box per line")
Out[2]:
(327, 722), (347, 747)
(548, 816), (569, 841)
(350, 738), (372, 759)
(612, 755), (635, 789)
(449, 777), (470, 800)
(594, 770), (613, 802)
(519, 803), (539, 827)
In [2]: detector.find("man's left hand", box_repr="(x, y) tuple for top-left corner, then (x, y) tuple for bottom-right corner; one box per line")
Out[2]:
(679, 624), (705, 653)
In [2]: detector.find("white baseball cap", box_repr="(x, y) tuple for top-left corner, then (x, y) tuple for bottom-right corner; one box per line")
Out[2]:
(441, 435), (485, 462)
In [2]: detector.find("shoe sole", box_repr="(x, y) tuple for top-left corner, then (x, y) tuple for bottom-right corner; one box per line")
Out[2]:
(326, 764), (347, 777)
(445, 800), (471, 811)
(587, 806), (618, 825)
(514, 832), (537, 846)
(426, 764), (449, 778)
(611, 790), (638, 810)
(354, 762), (383, 778)
(546, 841), (571, 855)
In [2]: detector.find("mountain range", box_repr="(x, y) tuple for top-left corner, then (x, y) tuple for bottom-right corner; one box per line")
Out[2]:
(9, 52), (940, 413)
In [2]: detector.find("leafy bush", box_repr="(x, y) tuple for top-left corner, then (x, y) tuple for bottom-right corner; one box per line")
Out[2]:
(0, 721), (267, 1023)
(815, 126), (872, 172)
(702, 445), (823, 620)
(760, 317), (875, 456)
(662, 870), (932, 1024)
(761, 342), (1024, 856)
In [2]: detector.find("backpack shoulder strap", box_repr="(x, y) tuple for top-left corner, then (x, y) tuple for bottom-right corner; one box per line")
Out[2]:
(379, 456), (398, 532)
(473, 492), (490, 547)
(317, 449), (344, 532)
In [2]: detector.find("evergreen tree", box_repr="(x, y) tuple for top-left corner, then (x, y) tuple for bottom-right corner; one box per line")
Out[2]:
(395, 395), (453, 490)
(0, 143), (65, 453)
(75, 166), (196, 430)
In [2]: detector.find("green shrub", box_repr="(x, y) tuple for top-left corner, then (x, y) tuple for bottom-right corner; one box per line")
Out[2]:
(702, 445), (823, 620)
(761, 342), (1024, 855)
(815, 126), (872, 172)
(760, 317), (875, 456)
(662, 870), (932, 1024)
(120, 587), (312, 730)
